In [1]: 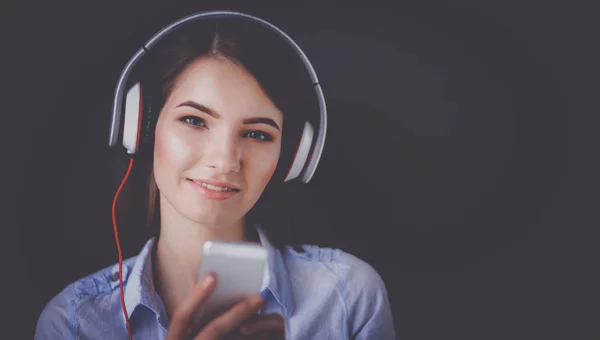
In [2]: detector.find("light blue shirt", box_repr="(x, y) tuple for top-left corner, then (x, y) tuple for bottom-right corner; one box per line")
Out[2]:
(35, 228), (396, 339)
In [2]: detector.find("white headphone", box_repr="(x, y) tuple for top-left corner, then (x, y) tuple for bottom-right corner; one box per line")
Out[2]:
(108, 11), (327, 183)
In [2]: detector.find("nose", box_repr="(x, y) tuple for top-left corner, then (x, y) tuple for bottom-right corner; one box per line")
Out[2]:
(201, 132), (241, 174)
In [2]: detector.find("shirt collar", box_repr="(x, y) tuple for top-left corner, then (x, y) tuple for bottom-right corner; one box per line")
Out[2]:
(256, 225), (295, 317)
(121, 225), (295, 326)
(123, 238), (164, 321)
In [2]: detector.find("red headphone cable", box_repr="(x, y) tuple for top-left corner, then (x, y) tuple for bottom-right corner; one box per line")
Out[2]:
(112, 156), (134, 340)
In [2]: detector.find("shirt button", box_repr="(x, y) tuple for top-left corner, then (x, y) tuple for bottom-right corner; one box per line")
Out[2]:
(110, 271), (120, 282)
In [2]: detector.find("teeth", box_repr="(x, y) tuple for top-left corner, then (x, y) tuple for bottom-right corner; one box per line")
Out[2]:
(196, 182), (235, 192)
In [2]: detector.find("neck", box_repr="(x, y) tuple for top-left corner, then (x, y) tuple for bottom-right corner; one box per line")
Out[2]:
(153, 195), (248, 318)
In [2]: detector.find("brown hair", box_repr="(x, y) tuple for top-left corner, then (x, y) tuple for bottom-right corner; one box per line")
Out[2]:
(115, 17), (318, 249)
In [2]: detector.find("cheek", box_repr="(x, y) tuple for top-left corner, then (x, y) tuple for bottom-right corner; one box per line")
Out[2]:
(153, 121), (191, 181)
(252, 148), (280, 188)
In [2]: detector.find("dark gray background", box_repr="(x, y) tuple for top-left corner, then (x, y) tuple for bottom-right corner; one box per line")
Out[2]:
(3, 0), (598, 338)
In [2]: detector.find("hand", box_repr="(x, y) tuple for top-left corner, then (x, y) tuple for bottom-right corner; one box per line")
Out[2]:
(236, 313), (285, 340)
(166, 274), (265, 340)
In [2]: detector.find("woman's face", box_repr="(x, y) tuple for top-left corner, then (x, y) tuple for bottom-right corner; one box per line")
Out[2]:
(153, 56), (283, 229)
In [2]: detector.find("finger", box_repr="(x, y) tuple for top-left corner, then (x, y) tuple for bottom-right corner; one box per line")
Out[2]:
(239, 314), (285, 336)
(195, 296), (264, 339)
(167, 274), (216, 340)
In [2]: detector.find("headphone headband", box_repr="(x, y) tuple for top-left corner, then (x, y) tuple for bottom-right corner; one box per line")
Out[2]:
(109, 11), (327, 183)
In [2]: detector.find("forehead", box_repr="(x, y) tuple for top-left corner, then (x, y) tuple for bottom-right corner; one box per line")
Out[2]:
(167, 57), (282, 120)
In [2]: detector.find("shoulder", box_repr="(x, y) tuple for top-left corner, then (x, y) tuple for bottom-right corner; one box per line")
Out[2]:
(284, 244), (388, 295)
(34, 256), (137, 339)
(283, 244), (396, 339)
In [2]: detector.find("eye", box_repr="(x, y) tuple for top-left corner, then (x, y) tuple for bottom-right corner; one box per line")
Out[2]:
(179, 116), (206, 128)
(243, 130), (273, 142)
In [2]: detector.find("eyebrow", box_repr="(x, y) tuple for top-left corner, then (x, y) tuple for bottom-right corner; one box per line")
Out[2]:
(177, 100), (281, 130)
(177, 101), (220, 118)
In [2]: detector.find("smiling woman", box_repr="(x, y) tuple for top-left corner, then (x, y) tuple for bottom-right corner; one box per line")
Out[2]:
(136, 17), (315, 246)
(34, 12), (396, 340)
(153, 55), (285, 235)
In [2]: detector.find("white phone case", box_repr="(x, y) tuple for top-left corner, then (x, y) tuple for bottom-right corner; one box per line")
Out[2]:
(191, 240), (268, 332)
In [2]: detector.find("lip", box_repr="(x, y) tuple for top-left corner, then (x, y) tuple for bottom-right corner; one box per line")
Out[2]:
(187, 178), (240, 201)
(189, 178), (241, 190)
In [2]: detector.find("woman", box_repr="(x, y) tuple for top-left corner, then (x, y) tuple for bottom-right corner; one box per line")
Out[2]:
(35, 13), (396, 340)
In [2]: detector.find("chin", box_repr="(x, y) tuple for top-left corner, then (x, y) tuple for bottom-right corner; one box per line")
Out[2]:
(186, 207), (242, 229)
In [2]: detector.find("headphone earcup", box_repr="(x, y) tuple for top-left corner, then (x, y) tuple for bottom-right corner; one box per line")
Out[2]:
(284, 121), (314, 182)
(122, 82), (143, 154)
(139, 81), (157, 149)
(122, 81), (155, 155)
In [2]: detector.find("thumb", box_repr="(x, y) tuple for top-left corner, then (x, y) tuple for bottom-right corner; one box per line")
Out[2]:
(166, 274), (216, 340)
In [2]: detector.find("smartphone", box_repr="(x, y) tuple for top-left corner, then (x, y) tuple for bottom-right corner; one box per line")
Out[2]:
(191, 240), (268, 332)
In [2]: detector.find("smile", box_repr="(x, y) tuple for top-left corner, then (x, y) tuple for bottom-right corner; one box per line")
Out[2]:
(187, 179), (241, 201)
(194, 181), (240, 192)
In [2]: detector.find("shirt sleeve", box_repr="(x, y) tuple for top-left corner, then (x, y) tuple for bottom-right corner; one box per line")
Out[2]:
(341, 253), (397, 340)
(34, 285), (77, 340)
